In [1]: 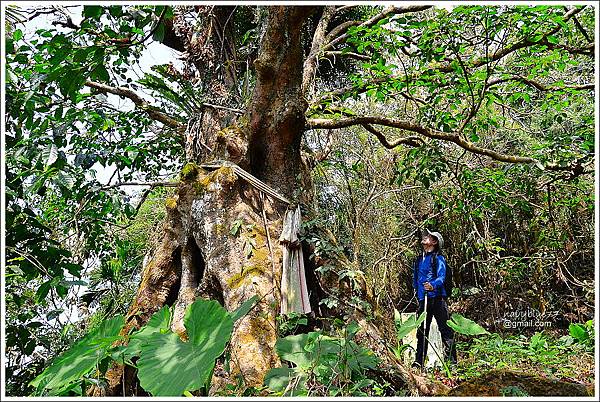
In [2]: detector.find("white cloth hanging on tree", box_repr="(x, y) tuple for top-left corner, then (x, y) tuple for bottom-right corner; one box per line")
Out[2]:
(279, 206), (311, 314)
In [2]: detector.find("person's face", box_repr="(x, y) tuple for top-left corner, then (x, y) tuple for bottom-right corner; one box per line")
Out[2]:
(421, 234), (437, 249)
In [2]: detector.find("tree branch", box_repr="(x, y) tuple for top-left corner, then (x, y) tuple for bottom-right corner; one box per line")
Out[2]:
(303, 6), (337, 95)
(100, 181), (178, 191)
(85, 80), (183, 129)
(323, 20), (361, 44)
(538, 39), (594, 57)
(26, 7), (66, 23)
(51, 16), (79, 30)
(335, 5), (358, 14)
(487, 75), (594, 92)
(568, 9), (592, 43)
(361, 124), (423, 148)
(324, 50), (371, 61)
(313, 7), (584, 105)
(468, 7), (583, 67)
(322, 5), (432, 53)
(307, 115), (578, 171)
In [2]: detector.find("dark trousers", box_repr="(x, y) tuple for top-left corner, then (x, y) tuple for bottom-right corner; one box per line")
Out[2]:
(415, 296), (457, 365)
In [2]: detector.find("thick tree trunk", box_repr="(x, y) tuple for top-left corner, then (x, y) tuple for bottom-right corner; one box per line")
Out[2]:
(247, 7), (312, 195)
(99, 5), (443, 396)
(100, 6), (314, 396)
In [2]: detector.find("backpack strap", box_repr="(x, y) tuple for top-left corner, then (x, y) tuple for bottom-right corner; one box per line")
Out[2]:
(430, 253), (449, 297)
(430, 252), (438, 279)
(413, 254), (424, 285)
(413, 256), (419, 276)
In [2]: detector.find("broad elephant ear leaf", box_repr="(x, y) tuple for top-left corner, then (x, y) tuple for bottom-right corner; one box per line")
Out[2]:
(447, 313), (489, 335)
(29, 315), (124, 395)
(275, 333), (314, 369)
(119, 305), (172, 362)
(395, 310), (427, 340)
(136, 299), (234, 396)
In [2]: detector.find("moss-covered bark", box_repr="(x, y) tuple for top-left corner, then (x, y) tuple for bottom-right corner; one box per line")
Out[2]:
(100, 6), (442, 396)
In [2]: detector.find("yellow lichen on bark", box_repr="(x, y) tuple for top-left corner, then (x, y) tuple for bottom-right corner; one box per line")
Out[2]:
(226, 265), (267, 289)
(214, 223), (227, 235)
(195, 166), (237, 193)
(229, 309), (279, 386)
(226, 227), (272, 289)
(165, 196), (178, 210)
(180, 162), (200, 181)
(217, 125), (245, 140)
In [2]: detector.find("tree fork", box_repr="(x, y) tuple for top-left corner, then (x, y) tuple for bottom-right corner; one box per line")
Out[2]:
(247, 6), (313, 196)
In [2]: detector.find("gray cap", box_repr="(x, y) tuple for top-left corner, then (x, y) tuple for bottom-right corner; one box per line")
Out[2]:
(426, 229), (444, 250)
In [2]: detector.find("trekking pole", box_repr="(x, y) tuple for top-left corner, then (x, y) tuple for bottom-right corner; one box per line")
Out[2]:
(422, 293), (428, 367)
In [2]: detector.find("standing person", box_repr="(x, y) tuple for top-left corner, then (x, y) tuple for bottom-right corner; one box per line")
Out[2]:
(412, 229), (457, 369)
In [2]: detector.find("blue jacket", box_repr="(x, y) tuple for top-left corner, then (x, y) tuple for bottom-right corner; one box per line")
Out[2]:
(413, 252), (447, 301)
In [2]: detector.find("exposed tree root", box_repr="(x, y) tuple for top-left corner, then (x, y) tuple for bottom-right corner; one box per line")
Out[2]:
(93, 182), (198, 396)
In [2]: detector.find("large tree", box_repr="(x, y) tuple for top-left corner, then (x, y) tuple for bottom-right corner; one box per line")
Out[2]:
(4, 3), (595, 396)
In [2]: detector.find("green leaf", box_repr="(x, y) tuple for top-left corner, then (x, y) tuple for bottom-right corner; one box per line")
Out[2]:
(152, 23), (166, 43)
(229, 295), (259, 322)
(136, 299), (234, 396)
(569, 323), (589, 343)
(447, 313), (489, 336)
(275, 333), (315, 369)
(55, 171), (75, 190)
(531, 34), (544, 42)
(121, 305), (172, 360)
(273, 330), (378, 395)
(229, 219), (243, 236)
(35, 280), (53, 302)
(73, 47), (94, 63)
(92, 64), (110, 83)
(529, 332), (548, 350)
(276, 331), (378, 372)
(264, 367), (307, 396)
(41, 143), (59, 167)
(394, 310), (426, 340)
(30, 315), (124, 394)
(394, 308), (401, 323)
(264, 367), (295, 390)
(13, 29), (23, 42)
(83, 6), (103, 19)
(108, 6), (123, 17)
(47, 380), (83, 396)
